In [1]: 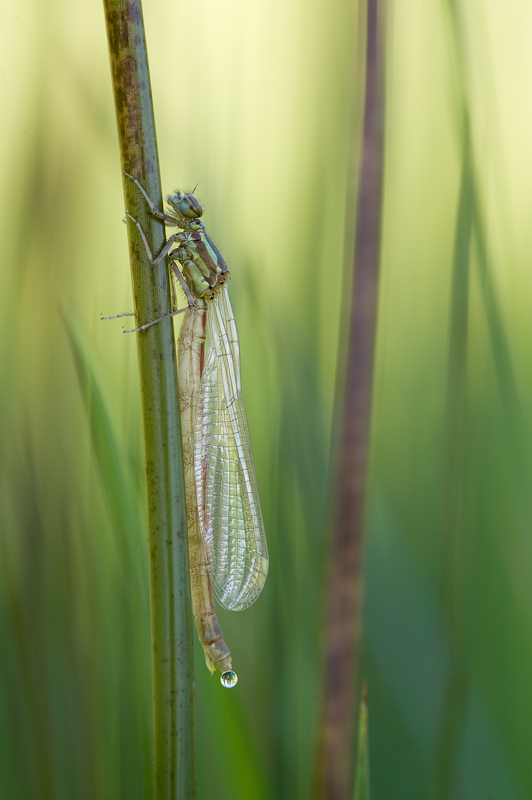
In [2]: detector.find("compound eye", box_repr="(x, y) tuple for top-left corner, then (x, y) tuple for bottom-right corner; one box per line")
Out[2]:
(178, 194), (203, 219)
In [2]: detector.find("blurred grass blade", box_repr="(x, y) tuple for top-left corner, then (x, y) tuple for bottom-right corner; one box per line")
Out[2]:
(102, 0), (196, 796)
(314, 0), (385, 797)
(436, 125), (473, 799)
(354, 686), (370, 800)
(62, 310), (146, 587)
(438, 3), (532, 794)
(64, 311), (154, 795)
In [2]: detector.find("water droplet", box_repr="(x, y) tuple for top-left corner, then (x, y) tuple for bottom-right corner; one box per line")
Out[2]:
(220, 670), (238, 688)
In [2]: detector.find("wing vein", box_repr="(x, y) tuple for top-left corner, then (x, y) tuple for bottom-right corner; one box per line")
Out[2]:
(195, 288), (268, 610)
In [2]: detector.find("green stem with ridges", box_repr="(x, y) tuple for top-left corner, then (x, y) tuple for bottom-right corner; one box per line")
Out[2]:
(102, 1), (196, 797)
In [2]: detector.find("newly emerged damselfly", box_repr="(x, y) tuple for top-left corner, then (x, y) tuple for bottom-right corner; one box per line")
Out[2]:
(105, 174), (269, 686)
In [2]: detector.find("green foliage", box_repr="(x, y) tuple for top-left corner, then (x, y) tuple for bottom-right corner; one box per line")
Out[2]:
(354, 690), (370, 800)
(1, 1), (532, 798)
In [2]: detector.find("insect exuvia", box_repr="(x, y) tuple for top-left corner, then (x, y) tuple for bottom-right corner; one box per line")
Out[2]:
(106, 173), (269, 687)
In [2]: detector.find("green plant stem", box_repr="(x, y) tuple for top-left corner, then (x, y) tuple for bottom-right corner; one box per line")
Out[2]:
(436, 126), (473, 800)
(354, 686), (370, 800)
(102, 2), (196, 798)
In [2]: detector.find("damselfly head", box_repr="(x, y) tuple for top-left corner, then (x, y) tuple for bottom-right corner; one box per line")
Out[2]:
(167, 191), (203, 220)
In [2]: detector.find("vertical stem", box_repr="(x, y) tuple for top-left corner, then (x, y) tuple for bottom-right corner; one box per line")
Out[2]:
(354, 685), (370, 800)
(314, 0), (385, 797)
(435, 4), (474, 793)
(102, 2), (196, 798)
(436, 127), (473, 800)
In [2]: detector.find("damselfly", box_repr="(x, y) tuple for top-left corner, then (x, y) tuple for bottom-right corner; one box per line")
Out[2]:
(109, 174), (269, 686)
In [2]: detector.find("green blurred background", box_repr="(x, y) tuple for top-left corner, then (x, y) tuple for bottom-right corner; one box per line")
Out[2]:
(2, 0), (532, 797)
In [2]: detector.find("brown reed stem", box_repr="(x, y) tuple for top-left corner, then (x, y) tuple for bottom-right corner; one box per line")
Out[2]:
(314, 0), (385, 797)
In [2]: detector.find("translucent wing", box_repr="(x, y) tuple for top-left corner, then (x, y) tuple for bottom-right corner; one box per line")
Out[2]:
(195, 286), (269, 610)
